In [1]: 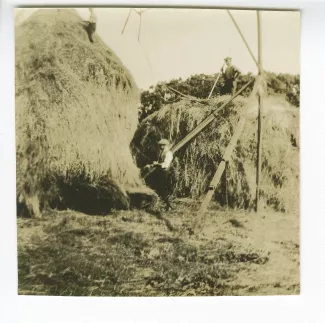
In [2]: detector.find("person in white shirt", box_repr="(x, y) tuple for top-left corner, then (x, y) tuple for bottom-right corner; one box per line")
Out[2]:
(87, 8), (97, 43)
(145, 139), (173, 211)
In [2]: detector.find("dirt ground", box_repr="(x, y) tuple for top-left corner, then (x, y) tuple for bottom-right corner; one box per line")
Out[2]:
(17, 199), (299, 296)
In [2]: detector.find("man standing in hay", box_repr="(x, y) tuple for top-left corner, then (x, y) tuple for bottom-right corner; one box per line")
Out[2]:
(87, 8), (97, 43)
(145, 139), (173, 211)
(221, 57), (241, 96)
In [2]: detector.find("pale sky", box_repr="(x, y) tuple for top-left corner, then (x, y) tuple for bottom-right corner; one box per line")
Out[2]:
(16, 8), (300, 90)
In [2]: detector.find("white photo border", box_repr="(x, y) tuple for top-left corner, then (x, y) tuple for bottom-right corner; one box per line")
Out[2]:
(1, 1), (325, 322)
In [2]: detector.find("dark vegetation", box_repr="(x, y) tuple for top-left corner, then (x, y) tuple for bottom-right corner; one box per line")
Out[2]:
(139, 72), (300, 122)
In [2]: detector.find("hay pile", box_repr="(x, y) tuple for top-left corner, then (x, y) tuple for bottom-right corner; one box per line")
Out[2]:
(16, 9), (153, 217)
(132, 91), (299, 213)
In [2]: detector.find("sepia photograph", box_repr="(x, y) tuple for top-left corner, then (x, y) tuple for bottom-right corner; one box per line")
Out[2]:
(15, 7), (300, 297)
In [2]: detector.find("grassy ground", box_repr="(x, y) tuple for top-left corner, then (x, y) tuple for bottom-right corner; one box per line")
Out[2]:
(17, 199), (299, 296)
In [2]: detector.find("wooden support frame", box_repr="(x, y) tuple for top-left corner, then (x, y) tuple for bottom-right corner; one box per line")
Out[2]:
(140, 9), (266, 224)
(142, 80), (254, 180)
(255, 11), (264, 212)
(227, 9), (265, 213)
(171, 80), (253, 154)
(166, 85), (205, 104)
(138, 12), (142, 41)
(121, 9), (132, 35)
(226, 10), (259, 68)
(191, 116), (246, 233)
(122, 8), (151, 41)
(190, 10), (266, 231)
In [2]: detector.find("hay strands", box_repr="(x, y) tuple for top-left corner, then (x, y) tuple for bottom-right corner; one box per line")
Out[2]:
(171, 79), (254, 154)
(143, 79), (254, 181)
(191, 116), (247, 234)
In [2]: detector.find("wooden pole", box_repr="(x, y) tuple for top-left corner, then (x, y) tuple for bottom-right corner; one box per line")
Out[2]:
(138, 13), (142, 41)
(207, 64), (225, 99)
(121, 9), (132, 35)
(142, 80), (253, 181)
(166, 85), (204, 104)
(170, 80), (253, 154)
(255, 11), (263, 212)
(192, 116), (246, 232)
(227, 10), (259, 68)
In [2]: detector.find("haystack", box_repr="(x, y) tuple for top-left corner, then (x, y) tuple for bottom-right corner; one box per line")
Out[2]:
(16, 9), (155, 217)
(132, 89), (299, 213)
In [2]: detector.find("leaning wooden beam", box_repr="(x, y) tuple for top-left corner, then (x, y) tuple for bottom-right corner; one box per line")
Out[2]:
(166, 85), (204, 104)
(227, 10), (258, 67)
(255, 11), (264, 212)
(138, 13), (142, 41)
(143, 80), (253, 180)
(192, 116), (247, 233)
(207, 65), (224, 99)
(171, 80), (253, 154)
(121, 9), (132, 35)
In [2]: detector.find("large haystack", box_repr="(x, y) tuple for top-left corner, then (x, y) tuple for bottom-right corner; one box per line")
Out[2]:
(132, 93), (299, 213)
(16, 9), (153, 217)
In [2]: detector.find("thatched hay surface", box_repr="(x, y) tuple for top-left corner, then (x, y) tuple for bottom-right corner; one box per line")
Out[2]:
(16, 9), (151, 216)
(132, 94), (299, 212)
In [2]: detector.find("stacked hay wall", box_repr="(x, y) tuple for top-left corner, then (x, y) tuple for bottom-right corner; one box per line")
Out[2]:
(132, 94), (299, 213)
(16, 9), (150, 217)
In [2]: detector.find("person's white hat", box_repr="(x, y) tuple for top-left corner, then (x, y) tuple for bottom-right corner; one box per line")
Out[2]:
(158, 139), (170, 146)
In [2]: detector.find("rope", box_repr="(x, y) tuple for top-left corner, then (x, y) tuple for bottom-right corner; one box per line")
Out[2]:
(120, 8), (154, 83)
(138, 40), (154, 81)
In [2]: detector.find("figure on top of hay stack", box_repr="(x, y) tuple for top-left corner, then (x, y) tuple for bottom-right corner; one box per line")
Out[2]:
(87, 8), (97, 43)
(144, 139), (173, 211)
(221, 57), (241, 96)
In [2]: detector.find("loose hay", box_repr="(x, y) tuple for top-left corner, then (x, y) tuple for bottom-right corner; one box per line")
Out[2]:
(132, 91), (299, 213)
(16, 9), (154, 217)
